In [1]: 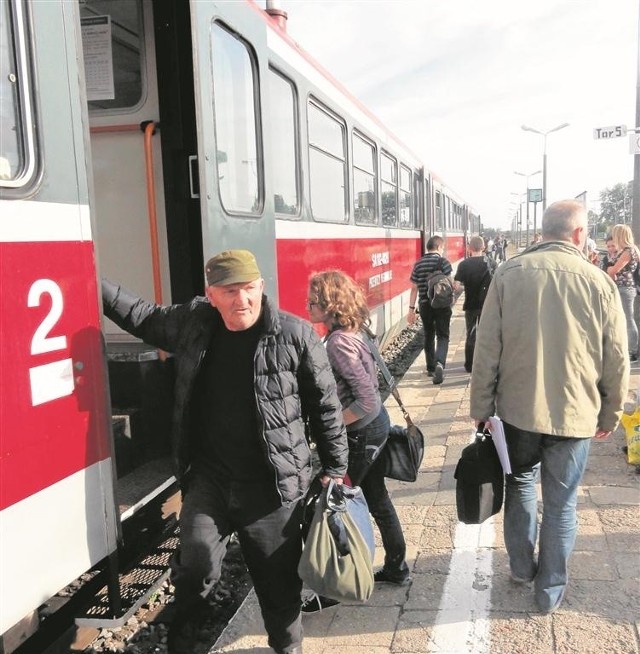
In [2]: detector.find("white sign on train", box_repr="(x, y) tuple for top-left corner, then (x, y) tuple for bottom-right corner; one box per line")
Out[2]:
(593, 125), (627, 139)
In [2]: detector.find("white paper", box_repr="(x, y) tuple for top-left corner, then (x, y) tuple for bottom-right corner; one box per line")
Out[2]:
(488, 416), (512, 474)
(81, 15), (115, 101)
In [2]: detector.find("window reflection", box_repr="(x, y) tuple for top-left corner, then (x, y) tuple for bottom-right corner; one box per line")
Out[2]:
(308, 101), (346, 223)
(0, 1), (22, 180)
(211, 23), (261, 214)
(353, 132), (376, 225)
(381, 152), (397, 227)
(268, 69), (298, 216)
(399, 165), (412, 228)
(80, 0), (145, 111)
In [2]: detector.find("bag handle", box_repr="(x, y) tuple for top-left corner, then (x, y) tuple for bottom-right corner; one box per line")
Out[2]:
(361, 331), (414, 427)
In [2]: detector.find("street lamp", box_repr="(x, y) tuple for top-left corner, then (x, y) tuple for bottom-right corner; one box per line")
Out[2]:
(514, 170), (541, 244)
(521, 123), (569, 210)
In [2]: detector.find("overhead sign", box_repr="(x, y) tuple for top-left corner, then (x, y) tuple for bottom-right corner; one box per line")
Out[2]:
(593, 125), (627, 139)
(630, 133), (640, 154)
(528, 188), (543, 203)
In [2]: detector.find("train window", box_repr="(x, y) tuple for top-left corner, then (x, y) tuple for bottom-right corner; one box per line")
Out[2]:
(435, 190), (443, 231)
(211, 23), (262, 215)
(380, 152), (397, 227)
(80, 1), (146, 112)
(0, 0), (36, 188)
(352, 131), (377, 225)
(308, 100), (347, 223)
(399, 165), (412, 228)
(268, 68), (299, 216)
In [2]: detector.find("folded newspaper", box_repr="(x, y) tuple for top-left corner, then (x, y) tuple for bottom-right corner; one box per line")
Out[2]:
(488, 416), (512, 474)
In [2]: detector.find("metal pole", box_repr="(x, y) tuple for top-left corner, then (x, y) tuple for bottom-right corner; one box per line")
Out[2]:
(633, 0), (640, 244)
(534, 202), (538, 240)
(542, 137), (548, 211)
(526, 191), (530, 245)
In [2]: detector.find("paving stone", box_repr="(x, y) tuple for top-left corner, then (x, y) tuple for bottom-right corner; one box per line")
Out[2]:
(488, 612), (553, 654)
(590, 486), (640, 506)
(390, 609), (439, 652)
(323, 606), (400, 648)
(553, 613), (639, 654)
(570, 550), (618, 581)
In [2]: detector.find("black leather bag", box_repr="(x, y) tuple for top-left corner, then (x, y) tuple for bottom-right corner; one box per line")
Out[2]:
(361, 331), (425, 483)
(454, 426), (504, 524)
(382, 422), (425, 482)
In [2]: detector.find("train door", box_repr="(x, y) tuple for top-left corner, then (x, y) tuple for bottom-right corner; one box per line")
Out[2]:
(0, 0), (117, 638)
(189, 0), (278, 295)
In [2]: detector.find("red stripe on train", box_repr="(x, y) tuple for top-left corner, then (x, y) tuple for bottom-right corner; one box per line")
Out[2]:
(276, 235), (422, 317)
(0, 241), (111, 511)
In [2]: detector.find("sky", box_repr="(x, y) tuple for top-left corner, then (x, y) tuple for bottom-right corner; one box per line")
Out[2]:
(276, 0), (638, 231)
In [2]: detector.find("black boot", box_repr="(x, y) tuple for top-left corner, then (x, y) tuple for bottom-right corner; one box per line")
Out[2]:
(167, 601), (208, 654)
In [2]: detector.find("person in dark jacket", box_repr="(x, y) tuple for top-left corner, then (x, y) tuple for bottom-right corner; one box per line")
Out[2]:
(102, 250), (348, 654)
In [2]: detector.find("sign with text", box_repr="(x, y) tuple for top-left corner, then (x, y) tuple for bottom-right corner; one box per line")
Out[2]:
(593, 125), (627, 140)
(528, 188), (543, 203)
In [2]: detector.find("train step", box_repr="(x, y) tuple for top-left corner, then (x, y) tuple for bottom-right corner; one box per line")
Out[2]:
(75, 527), (180, 629)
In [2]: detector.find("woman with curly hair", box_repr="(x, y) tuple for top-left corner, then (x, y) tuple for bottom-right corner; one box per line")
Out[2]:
(608, 224), (640, 361)
(301, 271), (409, 612)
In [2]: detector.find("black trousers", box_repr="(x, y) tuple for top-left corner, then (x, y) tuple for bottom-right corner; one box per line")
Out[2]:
(464, 308), (482, 372)
(347, 406), (408, 577)
(418, 302), (452, 371)
(171, 474), (303, 653)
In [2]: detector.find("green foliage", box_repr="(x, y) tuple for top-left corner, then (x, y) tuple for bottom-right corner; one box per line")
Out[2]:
(598, 181), (632, 228)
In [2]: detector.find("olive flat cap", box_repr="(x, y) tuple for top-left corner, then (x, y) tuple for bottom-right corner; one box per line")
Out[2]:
(205, 249), (261, 286)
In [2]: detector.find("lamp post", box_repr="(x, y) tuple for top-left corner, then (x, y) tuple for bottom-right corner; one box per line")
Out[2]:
(514, 171), (541, 245)
(521, 123), (569, 210)
(510, 193), (525, 246)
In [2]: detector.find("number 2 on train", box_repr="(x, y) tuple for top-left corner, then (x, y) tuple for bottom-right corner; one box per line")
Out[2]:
(27, 279), (74, 406)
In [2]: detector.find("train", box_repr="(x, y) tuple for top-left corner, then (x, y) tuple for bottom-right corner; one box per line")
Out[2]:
(0, 0), (480, 648)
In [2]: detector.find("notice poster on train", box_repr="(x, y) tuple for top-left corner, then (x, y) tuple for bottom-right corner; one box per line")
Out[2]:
(81, 15), (115, 101)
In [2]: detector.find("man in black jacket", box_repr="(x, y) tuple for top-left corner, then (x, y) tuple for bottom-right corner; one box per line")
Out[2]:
(453, 235), (498, 372)
(102, 250), (348, 654)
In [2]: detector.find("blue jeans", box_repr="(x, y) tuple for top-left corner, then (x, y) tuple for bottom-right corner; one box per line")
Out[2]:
(618, 285), (638, 355)
(503, 422), (591, 612)
(347, 406), (409, 579)
(418, 302), (452, 371)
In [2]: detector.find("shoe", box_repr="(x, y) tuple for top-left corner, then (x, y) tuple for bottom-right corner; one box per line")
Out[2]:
(433, 362), (444, 385)
(274, 647), (302, 654)
(536, 587), (566, 614)
(374, 569), (411, 586)
(464, 364), (472, 373)
(301, 593), (339, 614)
(167, 612), (200, 654)
(630, 354), (638, 362)
(427, 370), (434, 377)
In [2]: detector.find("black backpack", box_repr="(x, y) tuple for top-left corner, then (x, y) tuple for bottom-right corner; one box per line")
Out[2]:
(426, 270), (454, 308)
(477, 256), (495, 310)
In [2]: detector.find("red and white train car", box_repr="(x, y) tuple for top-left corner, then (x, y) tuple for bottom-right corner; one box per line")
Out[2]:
(0, 0), (478, 645)
(0, 0), (118, 642)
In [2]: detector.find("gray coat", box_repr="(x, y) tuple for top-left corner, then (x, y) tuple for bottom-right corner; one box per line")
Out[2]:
(471, 241), (628, 436)
(102, 280), (348, 504)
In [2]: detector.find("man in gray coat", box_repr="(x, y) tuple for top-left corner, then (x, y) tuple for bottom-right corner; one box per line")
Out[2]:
(471, 200), (628, 614)
(103, 250), (348, 654)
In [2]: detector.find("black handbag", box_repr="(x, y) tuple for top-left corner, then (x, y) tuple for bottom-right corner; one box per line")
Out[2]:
(454, 425), (504, 524)
(383, 422), (425, 482)
(362, 332), (425, 482)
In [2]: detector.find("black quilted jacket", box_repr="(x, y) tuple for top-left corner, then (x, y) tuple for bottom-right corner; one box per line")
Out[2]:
(102, 280), (348, 504)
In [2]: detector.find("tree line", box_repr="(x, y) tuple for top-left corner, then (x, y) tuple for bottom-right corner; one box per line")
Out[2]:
(590, 181), (632, 236)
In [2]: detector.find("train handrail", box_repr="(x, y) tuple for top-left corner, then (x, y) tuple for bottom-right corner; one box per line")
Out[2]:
(90, 121), (166, 361)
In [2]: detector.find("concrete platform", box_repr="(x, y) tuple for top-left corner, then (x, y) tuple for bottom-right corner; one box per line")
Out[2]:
(211, 307), (640, 654)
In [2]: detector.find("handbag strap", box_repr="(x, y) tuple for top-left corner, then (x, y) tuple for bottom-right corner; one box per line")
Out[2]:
(361, 331), (414, 427)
